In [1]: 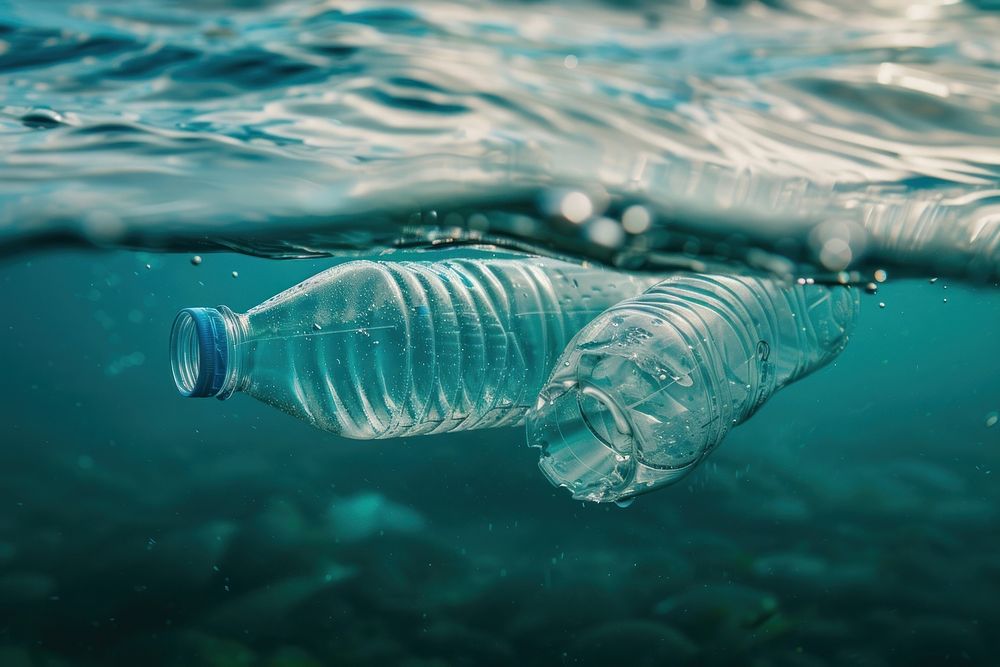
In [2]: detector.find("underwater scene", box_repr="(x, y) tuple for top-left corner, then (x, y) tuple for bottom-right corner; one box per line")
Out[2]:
(1, 0), (999, 665)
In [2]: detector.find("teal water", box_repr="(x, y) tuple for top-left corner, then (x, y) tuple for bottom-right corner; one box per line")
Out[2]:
(2, 254), (998, 666)
(1, 0), (1000, 665)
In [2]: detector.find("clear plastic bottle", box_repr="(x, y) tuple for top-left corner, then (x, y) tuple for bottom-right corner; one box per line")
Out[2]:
(527, 274), (859, 503)
(170, 256), (659, 439)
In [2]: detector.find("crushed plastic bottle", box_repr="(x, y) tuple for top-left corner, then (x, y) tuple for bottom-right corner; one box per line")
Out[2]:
(528, 274), (859, 503)
(170, 256), (659, 439)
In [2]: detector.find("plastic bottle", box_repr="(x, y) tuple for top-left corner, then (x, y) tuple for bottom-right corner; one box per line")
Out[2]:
(170, 255), (659, 439)
(527, 274), (859, 503)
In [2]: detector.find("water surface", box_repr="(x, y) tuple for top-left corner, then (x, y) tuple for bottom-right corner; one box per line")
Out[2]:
(2, 0), (999, 279)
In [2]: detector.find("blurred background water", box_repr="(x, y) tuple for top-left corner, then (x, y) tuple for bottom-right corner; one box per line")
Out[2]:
(1, 0), (999, 665)
(2, 250), (997, 667)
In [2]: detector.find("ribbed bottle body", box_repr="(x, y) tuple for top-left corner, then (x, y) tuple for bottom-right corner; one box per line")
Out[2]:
(529, 274), (859, 502)
(238, 257), (659, 439)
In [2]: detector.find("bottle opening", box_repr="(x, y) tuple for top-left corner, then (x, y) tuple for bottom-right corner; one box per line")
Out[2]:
(530, 381), (634, 503)
(171, 311), (201, 395)
(169, 307), (229, 398)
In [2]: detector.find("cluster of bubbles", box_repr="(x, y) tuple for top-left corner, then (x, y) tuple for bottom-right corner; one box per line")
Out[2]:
(538, 188), (654, 250)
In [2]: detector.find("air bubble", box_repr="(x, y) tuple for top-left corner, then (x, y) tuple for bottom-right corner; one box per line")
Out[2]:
(560, 191), (593, 223)
(586, 217), (625, 248)
(621, 205), (652, 234)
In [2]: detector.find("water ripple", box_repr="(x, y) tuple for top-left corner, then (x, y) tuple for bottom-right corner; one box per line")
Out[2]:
(0, 0), (998, 281)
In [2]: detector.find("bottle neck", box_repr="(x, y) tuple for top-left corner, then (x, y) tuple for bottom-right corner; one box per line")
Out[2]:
(216, 306), (250, 399)
(169, 305), (249, 400)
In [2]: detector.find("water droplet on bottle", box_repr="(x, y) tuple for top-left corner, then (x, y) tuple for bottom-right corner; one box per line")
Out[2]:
(878, 302), (886, 309)
(231, 271), (239, 279)
(873, 269), (888, 282)
(313, 323), (322, 331)
(614, 498), (635, 509)
(864, 282), (878, 295)
(190, 255), (202, 266)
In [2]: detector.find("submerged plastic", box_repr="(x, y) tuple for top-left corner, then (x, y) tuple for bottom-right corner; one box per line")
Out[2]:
(169, 256), (658, 439)
(170, 308), (230, 398)
(528, 274), (859, 503)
